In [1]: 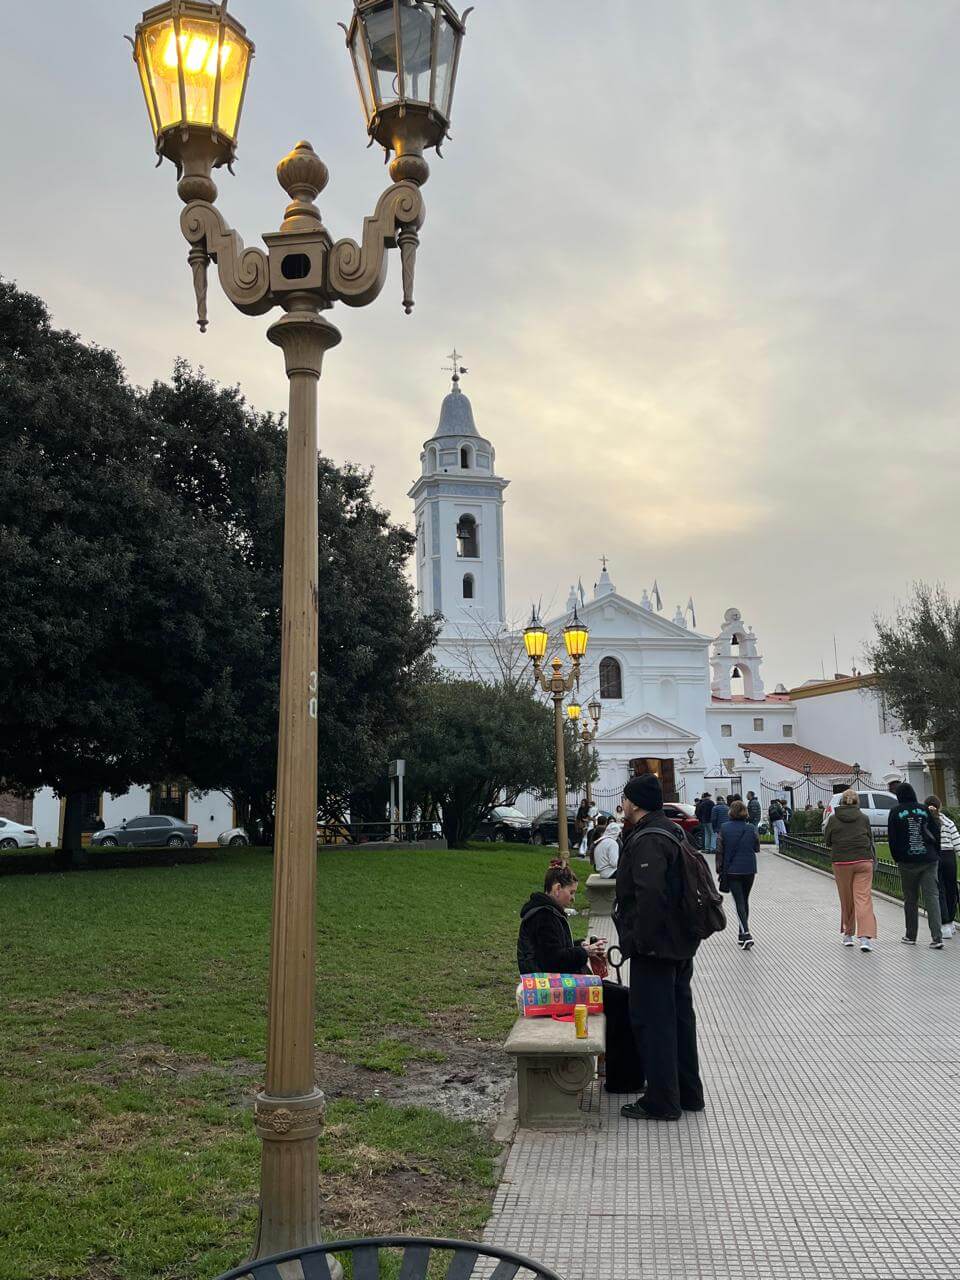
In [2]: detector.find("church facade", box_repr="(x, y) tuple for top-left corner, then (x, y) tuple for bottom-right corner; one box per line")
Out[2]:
(410, 376), (813, 807)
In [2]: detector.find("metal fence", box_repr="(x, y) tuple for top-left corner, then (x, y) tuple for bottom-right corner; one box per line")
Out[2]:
(778, 833), (904, 899)
(317, 821), (442, 846)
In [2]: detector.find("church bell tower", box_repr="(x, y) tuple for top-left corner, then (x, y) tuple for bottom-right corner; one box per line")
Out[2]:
(408, 354), (509, 632)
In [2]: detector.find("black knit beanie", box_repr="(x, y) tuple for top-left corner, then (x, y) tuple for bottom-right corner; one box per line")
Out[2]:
(623, 773), (663, 812)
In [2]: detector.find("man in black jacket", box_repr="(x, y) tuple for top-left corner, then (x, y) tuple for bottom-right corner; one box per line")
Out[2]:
(615, 773), (704, 1121)
(517, 863), (607, 974)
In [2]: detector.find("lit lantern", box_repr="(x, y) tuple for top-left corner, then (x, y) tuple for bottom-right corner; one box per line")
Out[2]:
(563, 607), (589, 662)
(132, 1), (253, 198)
(523, 609), (549, 664)
(567, 701), (582, 722)
(347, 0), (468, 182)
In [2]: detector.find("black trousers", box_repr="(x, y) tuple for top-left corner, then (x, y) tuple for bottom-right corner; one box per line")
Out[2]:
(728, 873), (755, 935)
(628, 956), (703, 1116)
(939, 852), (959, 924)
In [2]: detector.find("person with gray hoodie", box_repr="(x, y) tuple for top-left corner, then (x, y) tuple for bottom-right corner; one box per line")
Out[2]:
(823, 790), (877, 951)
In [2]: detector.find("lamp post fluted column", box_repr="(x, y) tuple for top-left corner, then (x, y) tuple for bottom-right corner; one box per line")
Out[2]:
(253, 308), (340, 1257)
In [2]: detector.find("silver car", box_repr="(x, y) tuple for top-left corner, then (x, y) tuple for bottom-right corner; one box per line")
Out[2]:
(91, 814), (198, 848)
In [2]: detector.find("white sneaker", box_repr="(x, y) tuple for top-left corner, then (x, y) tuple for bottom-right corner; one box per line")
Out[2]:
(859, 938), (874, 952)
(842, 935), (855, 947)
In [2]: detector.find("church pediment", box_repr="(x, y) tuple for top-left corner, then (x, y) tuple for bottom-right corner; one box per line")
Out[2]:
(599, 712), (699, 745)
(544, 593), (707, 643)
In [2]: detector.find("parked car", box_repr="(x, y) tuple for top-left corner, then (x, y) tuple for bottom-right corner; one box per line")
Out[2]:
(218, 827), (250, 847)
(475, 806), (533, 844)
(530, 809), (613, 848)
(0, 816), (40, 849)
(663, 802), (703, 847)
(821, 790), (897, 833)
(90, 814), (199, 848)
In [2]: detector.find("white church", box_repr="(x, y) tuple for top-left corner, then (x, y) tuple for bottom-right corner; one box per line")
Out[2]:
(409, 370), (940, 809)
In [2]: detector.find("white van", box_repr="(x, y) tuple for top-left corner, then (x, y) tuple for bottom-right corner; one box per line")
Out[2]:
(821, 790), (898, 833)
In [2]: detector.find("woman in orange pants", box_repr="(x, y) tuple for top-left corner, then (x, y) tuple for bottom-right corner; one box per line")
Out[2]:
(823, 789), (878, 951)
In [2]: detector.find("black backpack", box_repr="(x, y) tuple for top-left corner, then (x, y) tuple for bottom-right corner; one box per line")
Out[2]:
(631, 826), (726, 942)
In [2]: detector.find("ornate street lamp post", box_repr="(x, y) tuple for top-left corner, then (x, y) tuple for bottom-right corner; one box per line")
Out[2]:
(803, 761), (812, 806)
(129, 0), (468, 1260)
(568, 696), (602, 807)
(524, 608), (589, 863)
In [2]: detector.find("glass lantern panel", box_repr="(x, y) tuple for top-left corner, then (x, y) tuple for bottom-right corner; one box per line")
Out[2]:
(213, 29), (250, 139)
(432, 11), (457, 118)
(350, 22), (375, 122)
(399, 0), (435, 103)
(142, 18), (182, 131)
(363, 1), (401, 107)
(136, 38), (160, 137)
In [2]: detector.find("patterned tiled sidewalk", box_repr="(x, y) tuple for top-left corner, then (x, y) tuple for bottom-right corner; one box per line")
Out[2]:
(485, 854), (960, 1280)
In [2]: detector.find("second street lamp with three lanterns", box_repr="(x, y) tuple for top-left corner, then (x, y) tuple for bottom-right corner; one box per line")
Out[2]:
(523, 608), (589, 863)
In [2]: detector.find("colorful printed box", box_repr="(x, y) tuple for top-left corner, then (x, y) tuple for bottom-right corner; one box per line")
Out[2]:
(519, 973), (604, 1018)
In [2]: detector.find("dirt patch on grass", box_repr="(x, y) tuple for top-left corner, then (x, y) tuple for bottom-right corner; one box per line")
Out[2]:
(321, 1167), (485, 1238)
(315, 1016), (513, 1126)
(77, 1043), (261, 1088)
(8, 989), (167, 1017)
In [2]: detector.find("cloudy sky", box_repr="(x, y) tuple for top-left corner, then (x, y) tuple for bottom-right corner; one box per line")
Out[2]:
(3, 1), (959, 687)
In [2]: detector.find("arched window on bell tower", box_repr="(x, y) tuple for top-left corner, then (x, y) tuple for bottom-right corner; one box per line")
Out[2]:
(462, 573), (475, 600)
(460, 444), (473, 469)
(456, 514), (478, 559)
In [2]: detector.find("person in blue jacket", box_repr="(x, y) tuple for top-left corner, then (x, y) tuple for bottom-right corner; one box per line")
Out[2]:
(717, 799), (760, 949)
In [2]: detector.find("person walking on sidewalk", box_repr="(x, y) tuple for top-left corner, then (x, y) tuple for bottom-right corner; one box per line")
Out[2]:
(746, 791), (762, 827)
(888, 783), (943, 949)
(615, 773), (704, 1122)
(696, 793), (716, 854)
(925, 796), (959, 939)
(710, 794), (729, 856)
(768, 797), (788, 849)
(823, 789), (878, 952)
(717, 799), (760, 949)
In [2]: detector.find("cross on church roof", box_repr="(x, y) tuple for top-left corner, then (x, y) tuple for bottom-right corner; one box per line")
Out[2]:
(444, 348), (468, 387)
(600, 555), (608, 570)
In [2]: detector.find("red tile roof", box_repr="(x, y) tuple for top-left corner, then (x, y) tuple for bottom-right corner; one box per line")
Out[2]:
(740, 743), (857, 775)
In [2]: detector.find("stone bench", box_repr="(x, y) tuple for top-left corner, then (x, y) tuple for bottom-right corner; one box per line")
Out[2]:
(585, 873), (617, 917)
(505, 1013), (605, 1130)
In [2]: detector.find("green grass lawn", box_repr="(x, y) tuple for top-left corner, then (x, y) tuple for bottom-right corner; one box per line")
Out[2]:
(0, 846), (580, 1280)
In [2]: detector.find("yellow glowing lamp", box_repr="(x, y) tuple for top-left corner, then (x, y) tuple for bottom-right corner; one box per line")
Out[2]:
(567, 701), (582, 722)
(523, 609), (549, 663)
(132, 1), (253, 193)
(563, 607), (589, 661)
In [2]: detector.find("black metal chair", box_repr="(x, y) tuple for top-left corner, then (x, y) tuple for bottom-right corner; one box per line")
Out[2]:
(213, 1235), (565, 1280)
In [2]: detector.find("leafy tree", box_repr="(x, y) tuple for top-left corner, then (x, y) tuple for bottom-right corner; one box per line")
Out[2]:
(0, 281), (259, 858)
(397, 676), (593, 846)
(0, 282), (436, 854)
(143, 363), (437, 835)
(868, 582), (960, 775)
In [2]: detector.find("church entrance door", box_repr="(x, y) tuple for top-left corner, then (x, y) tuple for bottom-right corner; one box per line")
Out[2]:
(628, 758), (678, 803)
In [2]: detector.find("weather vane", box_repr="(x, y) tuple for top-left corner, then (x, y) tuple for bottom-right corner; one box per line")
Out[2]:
(444, 347), (468, 386)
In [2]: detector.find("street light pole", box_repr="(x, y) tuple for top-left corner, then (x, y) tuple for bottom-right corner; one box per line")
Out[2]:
(524, 608), (589, 864)
(128, 0), (469, 1260)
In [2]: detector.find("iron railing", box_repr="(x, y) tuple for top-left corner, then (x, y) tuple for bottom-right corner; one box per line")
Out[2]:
(316, 821), (442, 846)
(778, 834), (904, 899)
